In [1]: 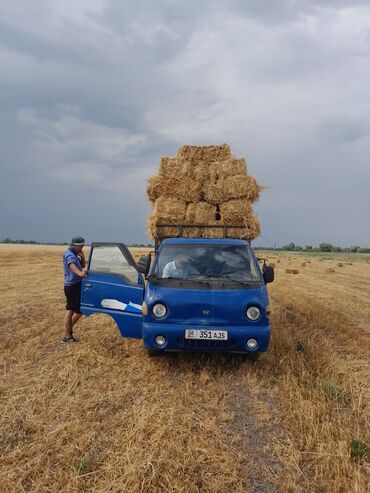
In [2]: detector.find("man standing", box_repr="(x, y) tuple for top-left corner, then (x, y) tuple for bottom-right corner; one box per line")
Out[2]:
(62, 236), (87, 343)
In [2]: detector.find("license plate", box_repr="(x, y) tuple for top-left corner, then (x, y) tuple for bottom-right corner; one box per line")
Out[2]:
(185, 329), (228, 340)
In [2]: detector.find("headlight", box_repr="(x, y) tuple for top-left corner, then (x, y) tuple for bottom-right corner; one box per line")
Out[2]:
(152, 303), (167, 318)
(246, 306), (261, 321)
(155, 335), (167, 346)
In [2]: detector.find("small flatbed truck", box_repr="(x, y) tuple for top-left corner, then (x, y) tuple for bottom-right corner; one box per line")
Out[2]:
(80, 225), (274, 357)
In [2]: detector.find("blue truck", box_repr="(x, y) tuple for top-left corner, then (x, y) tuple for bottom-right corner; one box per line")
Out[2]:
(80, 225), (274, 358)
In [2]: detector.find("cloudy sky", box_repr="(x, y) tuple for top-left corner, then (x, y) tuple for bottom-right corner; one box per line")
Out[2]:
(0, 0), (369, 247)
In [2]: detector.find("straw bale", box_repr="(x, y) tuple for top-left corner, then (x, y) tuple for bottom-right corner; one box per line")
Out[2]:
(209, 158), (247, 180)
(301, 262), (306, 267)
(177, 144), (231, 162)
(326, 268), (336, 273)
(285, 269), (292, 274)
(152, 197), (186, 223)
(158, 156), (170, 175)
(337, 262), (343, 267)
(205, 175), (262, 204)
(177, 160), (211, 185)
(291, 269), (299, 274)
(220, 199), (253, 224)
(147, 175), (202, 203)
(228, 216), (260, 240)
(158, 157), (184, 177)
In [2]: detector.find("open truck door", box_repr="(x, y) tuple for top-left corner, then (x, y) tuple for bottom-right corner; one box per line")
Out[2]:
(80, 243), (144, 339)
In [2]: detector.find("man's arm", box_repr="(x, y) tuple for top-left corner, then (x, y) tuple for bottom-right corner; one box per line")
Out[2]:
(162, 261), (174, 278)
(79, 250), (86, 268)
(69, 263), (87, 278)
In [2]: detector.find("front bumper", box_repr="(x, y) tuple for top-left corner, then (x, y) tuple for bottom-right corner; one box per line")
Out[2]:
(142, 322), (270, 353)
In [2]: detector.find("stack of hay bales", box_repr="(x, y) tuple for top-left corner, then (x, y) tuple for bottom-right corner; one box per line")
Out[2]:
(147, 144), (263, 241)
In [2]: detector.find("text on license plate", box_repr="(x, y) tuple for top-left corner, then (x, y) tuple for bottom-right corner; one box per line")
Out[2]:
(185, 329), (228, 340)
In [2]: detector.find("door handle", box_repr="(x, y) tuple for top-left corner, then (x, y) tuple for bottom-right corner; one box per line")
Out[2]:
(85, 283), (92, 288)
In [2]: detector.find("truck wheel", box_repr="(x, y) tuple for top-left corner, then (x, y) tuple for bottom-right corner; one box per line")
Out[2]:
(247, 352), (260, 361)
(147, 349), (164, 357)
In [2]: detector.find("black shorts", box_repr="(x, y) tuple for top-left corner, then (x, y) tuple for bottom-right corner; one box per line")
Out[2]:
(64, 282), (82, 314)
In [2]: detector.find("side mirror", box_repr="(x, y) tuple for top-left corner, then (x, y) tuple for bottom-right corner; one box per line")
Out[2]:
(137, 254), (151, 276)
(263, 265), (274, 284)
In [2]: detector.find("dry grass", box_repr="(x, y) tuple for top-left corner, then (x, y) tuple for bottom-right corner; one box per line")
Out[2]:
(0, 246), (369, 492)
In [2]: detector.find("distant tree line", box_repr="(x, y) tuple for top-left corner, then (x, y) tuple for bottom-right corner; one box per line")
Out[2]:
(0, 238), (154, 247)
(256, 242), (370, 253)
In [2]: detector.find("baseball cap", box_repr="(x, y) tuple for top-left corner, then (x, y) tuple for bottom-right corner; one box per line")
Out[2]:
(71, 235), (85, 245)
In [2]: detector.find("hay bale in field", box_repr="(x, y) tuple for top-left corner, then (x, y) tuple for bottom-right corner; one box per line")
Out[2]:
(285, 269), (292, 274)
(177, 144), (231, 162)
(205, 175), (262, 204)
(277, 259), (281, 264)
(147, 175), (202, 203)
(301, 262), (306, 267)
(326, 268), (336, 273)
(291, 269), (299, 274)
(337, 262), (343, 267)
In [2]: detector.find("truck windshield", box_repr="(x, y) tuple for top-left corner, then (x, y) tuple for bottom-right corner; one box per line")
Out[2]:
(152, 244), (260, 283)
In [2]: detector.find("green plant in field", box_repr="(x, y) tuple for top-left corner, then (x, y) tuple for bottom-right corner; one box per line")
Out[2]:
(73, 455), (93, 474)
(322, 380), (339, 400)
(296, 340), (305, 352)
(350, 438), (368, 460)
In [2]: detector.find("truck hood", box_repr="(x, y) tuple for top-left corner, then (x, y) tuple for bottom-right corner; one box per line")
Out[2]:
(144, 283), (269, 326)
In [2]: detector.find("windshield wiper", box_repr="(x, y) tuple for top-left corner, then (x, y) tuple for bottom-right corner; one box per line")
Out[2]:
(152, 276), (210, 286)
(205, 275), (256, 287)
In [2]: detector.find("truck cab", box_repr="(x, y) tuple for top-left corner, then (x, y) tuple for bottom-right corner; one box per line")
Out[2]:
(80, 237), (274, 357)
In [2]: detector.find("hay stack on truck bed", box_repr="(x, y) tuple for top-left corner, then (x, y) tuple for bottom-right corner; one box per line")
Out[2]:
(79, 145), (274, 358)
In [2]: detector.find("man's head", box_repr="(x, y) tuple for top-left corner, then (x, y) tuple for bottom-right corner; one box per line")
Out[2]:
(71, 235), (85, 253)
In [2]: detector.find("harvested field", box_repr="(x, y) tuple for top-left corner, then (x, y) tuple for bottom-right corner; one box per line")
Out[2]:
(0, 245), (369, 492)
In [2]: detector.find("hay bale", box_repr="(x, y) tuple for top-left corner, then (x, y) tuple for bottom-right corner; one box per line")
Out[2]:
(177, 144), (231, 162)
(147, 175), (202, 203)
(337, 262), (343, 267)
(285, 269), (292, 274)
(291, 269), (299, 274)
(208, 158), (247, 180)
(153, 197), (186, 222)
(326, 268), (336, 273)
(185, 202), (218, 224)
(158, 157), (185, 177)
(219, 199), (253, 224)
(174, 160), (212, 187)
(301, 262), (306, 267)
(158, 156), (170, 175)
(205, 175), (262, 204)
(277, 259), (281, 264)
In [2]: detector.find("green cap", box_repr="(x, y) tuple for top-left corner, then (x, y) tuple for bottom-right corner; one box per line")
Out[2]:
(71, 235), (85, 245)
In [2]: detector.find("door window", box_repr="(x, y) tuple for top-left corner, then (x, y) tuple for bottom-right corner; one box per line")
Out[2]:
(89, 246), (138, 284)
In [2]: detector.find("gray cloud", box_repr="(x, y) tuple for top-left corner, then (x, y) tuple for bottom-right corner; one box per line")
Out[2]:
(0, 0), (369, 246)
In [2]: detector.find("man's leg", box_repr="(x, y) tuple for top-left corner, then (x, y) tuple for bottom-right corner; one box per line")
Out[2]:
(64, 310), (74, 339)
(71, 312), (83, 330)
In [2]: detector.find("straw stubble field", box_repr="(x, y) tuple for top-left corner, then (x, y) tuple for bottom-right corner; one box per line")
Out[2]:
(0, 245), (369, 492)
